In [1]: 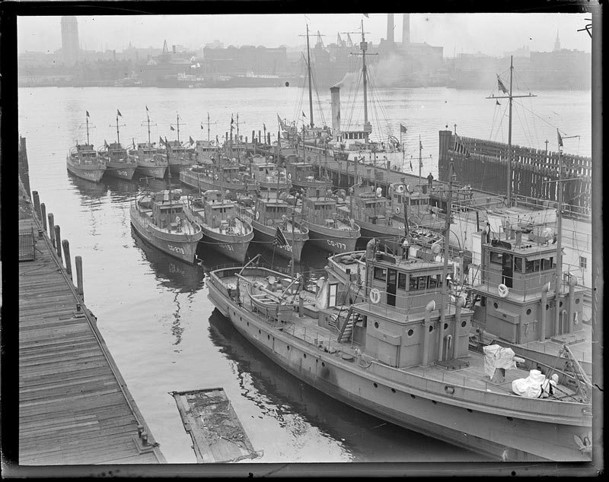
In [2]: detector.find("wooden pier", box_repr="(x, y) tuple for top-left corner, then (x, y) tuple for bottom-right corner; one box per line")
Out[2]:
(18, 190), (166, 464)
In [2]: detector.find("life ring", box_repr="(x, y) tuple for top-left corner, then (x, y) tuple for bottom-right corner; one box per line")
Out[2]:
(406, 185), (413, 193)
(369, 288), (381, 304)
(255, 211), (260, 220)
(498, 284), (509, 298)
(396, 184), (405, 194)
(214, 174), (219, 180)
(288, 173), (292, 180)
(395, 206), (401, 214)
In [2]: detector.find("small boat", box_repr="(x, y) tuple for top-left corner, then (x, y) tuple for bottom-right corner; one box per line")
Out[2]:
(179, 157), (257, 198)
(245, 154), (291, 192)
(99, 110), (138, 180)
(207, 234), (592, 462)
(134, 108), (168, 179)
(66, 112), (107, 182)
(239, 191), (309, 263)
(166, 114), (197, 175)
(184, 190), (254, 263)
(130, 188), (203, 264)
(284, 154), (333, 193)
(296, 187), (360, 255)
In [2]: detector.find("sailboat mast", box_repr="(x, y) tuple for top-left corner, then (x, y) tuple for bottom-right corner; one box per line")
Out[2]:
(116, 113), (120, 144)
(507, 55), (514, 205)
(306, 24), (314, 128)
(86, 114), (90, 145)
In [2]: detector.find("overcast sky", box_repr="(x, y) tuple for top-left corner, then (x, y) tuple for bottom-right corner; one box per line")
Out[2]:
(18, 13), (592, 56)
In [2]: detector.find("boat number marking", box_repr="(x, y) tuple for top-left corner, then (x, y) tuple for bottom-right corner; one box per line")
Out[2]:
(168, 244), (185, 255)
(118, 170), (128, 177)
(327, 240), (347, 250)
(218, 243), (235, 252)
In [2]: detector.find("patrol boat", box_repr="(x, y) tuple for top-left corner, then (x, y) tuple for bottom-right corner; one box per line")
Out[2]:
(66, 112), (107, 182)
(134, 108), (168, 179)
(130, 189), (202, 264)
(99, 110), (137, 180)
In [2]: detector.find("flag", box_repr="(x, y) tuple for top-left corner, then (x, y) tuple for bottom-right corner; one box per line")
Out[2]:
(201, 123), (204, 129)
(557, 129), (563, 148)
(400, 124), (407, 134)
(132, 139), (136, 149)
(104, 140), (109, 148)
(189, 136), (194, 145)
(231, 115), (234, 125)
(170, 125), (175, 131)
(263, 123), (266, 131)
(117, 109), (122, 117)
(496, 100), (501, 105)
(159, 136), (164, 145)
(497, 75), (508, 94)
(86, 110), (90, 118)
(145, 106), (149, 112)
(164, 137), (170, 151)
(302, 111), (306, 118)
(273, 226), (289, 246)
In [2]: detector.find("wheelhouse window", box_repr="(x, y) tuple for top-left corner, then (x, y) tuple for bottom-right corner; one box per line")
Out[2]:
(514, 256), (523, 273)
(398, 273), (407, 290)
(374, 267), (387, 281)
(490, 251), (503, 264)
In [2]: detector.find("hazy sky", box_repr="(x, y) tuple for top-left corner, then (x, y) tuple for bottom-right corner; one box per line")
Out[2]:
(18, 13), (592, 56)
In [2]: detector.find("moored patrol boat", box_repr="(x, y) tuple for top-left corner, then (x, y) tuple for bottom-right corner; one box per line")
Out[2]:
(66, 111), (107, 182)
(99, 110), (137, 180)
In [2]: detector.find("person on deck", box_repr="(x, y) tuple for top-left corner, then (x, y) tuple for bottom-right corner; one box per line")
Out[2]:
(401, 238), (410, 259)
(427, 172), (434, 190)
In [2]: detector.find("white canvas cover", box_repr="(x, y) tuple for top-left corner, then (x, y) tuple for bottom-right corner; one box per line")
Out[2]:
(483, 344), (517, 378)
(511, 369), (546, 398)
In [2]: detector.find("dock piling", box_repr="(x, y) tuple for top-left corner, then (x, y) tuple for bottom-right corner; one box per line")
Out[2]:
(54, 225), (62, 261)
(33, 191), (41, 221)
(41, 203), (47, 232)
(48, 213), (55, 248)
(75, 255), (84, 299)
(62, 239), (72, 278)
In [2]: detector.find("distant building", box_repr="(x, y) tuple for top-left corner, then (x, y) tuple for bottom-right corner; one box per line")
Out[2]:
(61, 16), (79, 65)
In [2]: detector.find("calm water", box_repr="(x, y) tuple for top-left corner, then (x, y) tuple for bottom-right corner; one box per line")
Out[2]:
(18, 86), (590, 464)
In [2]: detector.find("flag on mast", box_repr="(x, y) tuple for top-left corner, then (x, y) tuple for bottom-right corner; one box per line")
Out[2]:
(400, 124), (407, 134)
(497, 75), (508, 94)
(557, 129), (563, 148)
(86, 111), (90, 117)
(117, 109), (122, 117)
(170, 126), (175, 131)
(145, 106), (149, 112)
(189, 136), (194, 145)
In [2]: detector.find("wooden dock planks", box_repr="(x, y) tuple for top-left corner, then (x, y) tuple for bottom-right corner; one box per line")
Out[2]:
(18, 216), (165, 465)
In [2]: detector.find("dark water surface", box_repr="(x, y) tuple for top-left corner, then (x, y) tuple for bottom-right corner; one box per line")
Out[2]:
(18, 86), (590, 463)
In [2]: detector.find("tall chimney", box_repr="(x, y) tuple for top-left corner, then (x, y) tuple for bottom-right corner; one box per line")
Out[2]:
(330, 86), (341, 134)
(387, 14), (394, 43)
(402, 13), (410, 46)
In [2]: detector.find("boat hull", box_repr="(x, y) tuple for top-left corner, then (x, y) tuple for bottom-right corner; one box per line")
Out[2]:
(359, 223), (406, 252)
(130, 204), (202, 264)
(66, 160), (106, 183)
(207, 279), (592, 462)
(307, 224), (360, 254)
(104, 162), (137, 180)
(251, 222), (308, 263)
(180, 169), (257, 196)
(136, 164), (167, 180)
(200, 228), (253, 263)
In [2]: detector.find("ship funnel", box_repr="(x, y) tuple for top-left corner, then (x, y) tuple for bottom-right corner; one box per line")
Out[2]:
(387, 14), (394, 43)
(330, 85), (341, 135)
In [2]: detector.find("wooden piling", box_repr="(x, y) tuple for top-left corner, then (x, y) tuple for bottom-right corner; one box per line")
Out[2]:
(75, 255), (84, 298)
(48, 213), (55, 247)
(62, 239), (72, 278)
(33, 191), (41, 222)
(54, 225), (62, 261)
(41, 203), (47, 232)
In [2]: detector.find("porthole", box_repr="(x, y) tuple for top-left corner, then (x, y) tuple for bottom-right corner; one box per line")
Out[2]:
(391, 388), (396, 393)
(575, 298), (580, 304)
(493, 302), (498, 309)
(287, 345), (290, 351)
(461, 321), (467, 328)
(432, 400), (437, 405)
(443, 323), (448, 330)
(411, 394), (416, 399)
(407, 329), (414, 337)
(322, 362), (325, 367)
(526, 308), (532, 315)
(373, 382), (378, 388)
(429, 325), (433, 333)
(374, 321), (379, 329)
(466, 409), (472, 413)
(546, 304), (550, 310)
(303, 353), (307, 358)
(258, 329), (261, 334)
(559, 301), (563, 308)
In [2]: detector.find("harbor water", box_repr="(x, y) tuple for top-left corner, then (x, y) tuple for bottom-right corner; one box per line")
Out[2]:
(18, 86), (591, 463)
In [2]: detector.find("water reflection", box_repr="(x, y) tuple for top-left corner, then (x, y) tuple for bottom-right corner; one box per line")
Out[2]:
(131, 227), (205, 293)
(67, 171), (108, 201)
(207, 311), (486, 462)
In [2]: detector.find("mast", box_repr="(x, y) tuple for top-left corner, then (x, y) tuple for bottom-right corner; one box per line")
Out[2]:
(440, 158), (454, 327)
(207, 113), (211, 143)
(176, 114), (181, 143)
(115, 113), (121, 144)
(361, 20), (370, 145)
(418, 135), (422, 186)
(146, 109), (151, 145)
(555, 142), (563, 333)
(86, 114), (90, 145)
(306, 24), (314, 128)
(486, 56), (535, 206)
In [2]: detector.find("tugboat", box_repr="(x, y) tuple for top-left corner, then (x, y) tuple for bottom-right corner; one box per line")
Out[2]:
(134, 107), (168, 180)
(296, 186), (360, 255)
(184, 190), (254, 263)
(99, 109), (137, 180)
(238, 190), (309, 263)
(207, 165), (592, 462)
(130, 188), (203, 264)
(66, 111), (107, 182)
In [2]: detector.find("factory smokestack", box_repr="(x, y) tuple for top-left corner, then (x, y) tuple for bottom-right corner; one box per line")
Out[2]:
(387, 14), (394, 43)
(402, 13), (410, 46)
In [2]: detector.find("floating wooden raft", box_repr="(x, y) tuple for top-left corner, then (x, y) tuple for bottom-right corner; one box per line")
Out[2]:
(170, 388), (260, 463)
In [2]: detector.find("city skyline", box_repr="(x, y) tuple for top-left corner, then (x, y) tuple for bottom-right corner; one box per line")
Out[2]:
(18, 13), (592, 57)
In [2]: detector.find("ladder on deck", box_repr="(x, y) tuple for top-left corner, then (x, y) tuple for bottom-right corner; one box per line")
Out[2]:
(337, 306), (355, 343)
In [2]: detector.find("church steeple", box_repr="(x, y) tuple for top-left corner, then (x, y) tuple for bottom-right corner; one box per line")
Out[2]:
(554, 30), (561, 51)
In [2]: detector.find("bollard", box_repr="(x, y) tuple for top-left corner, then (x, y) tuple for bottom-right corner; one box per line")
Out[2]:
(48, 213), (55, 248)
(33, 191), (41, 222)
(62, 239), (72, 278)
(75, 255), (84, 299)
(54, 225), (62, 261)
(41, 203), (47, 232)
